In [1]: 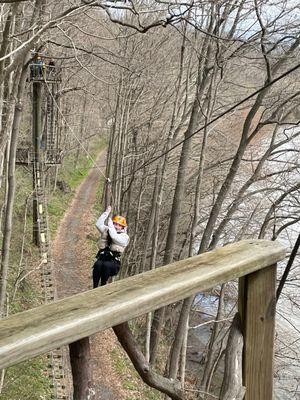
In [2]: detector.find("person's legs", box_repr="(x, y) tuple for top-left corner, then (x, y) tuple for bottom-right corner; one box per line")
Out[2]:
(110, 260), (120, 278)
(100, 260), (120, 285)
(100, 261), (111, 286)
(92, 259), (102, 288)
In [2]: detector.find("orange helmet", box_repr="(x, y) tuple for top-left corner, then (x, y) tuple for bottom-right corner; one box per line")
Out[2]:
(112, 215), (127, 227)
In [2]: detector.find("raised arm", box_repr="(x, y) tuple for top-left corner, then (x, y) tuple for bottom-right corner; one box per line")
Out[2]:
(95, 206), (111, 233)
(108, 219), (129, 247)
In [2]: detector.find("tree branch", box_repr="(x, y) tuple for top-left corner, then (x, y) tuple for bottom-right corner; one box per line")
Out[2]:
(113, 322), (184, 400)
(276, 233), (300, 302)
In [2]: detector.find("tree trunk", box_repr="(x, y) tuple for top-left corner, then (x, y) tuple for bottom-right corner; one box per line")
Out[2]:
(145, 165), (164, 360)
(74, 94), (87, 169)
(219, 314), (245, 400)
(140, 164), (160, 274)
(0, 66), (26, 316)
(168, 296), (194, 380)
(198, 89), (268, 254)
(166, 75), (216, 388)
(199, 284), (225, 398)
(150, 76), (201, 363)
(180, 310), (189, 387)
(149, 15), (220, 362)
(69, 338), (94, 400)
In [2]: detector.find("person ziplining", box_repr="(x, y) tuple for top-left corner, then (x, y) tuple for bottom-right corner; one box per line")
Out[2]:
(93, 205), (129, 287)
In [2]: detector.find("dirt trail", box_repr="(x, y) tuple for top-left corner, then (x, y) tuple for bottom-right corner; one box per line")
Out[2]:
(52, 152), (127, 399)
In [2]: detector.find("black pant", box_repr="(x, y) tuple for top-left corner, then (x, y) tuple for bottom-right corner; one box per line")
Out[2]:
(92, 257), (120, 288)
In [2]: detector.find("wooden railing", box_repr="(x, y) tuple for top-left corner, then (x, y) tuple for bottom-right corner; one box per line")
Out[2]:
(0, 240), (286, 399)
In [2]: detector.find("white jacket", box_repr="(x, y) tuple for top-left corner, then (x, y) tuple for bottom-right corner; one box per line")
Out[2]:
(96, 211), (129, 253)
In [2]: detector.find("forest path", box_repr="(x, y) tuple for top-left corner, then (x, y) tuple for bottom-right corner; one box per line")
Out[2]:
(52, 150), (128, 399)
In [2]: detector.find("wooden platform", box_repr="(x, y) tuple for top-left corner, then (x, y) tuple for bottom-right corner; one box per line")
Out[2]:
(29, 65), (61, 83)
(16, 148), (32, 165)
(0, 239), (285, 370)
(16, 148), (62, 165)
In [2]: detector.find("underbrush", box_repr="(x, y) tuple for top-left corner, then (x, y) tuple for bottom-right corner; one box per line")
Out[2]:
(0, 138), (105, 399)
(110, 346), (162, 400)
(48, 139), (106, 235)
(2, 136), (162, 400)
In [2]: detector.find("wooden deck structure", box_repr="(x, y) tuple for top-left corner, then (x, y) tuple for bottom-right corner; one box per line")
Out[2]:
(0, 240), (286, 399)
(29, 63), (62, 83)
(16, 147), (62, 165)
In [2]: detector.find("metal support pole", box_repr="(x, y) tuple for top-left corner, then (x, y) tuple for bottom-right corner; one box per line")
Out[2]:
(32, 81), (42, 245)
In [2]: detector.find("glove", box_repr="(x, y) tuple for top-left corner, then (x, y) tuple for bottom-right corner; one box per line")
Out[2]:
(106, 205), (112, 214)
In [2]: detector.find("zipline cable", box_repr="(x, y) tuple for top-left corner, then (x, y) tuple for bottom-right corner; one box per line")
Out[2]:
(43, 75), (117, 209)
(44, 59), (300, 190)
(43, 77), (108, 180)
(117, 60), (300, 182)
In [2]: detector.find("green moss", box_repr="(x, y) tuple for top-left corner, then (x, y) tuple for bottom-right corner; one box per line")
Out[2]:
(110, 347), (163, 400)
(0, 357), (52, 400)
(111, 348), (128, 375)
(47, 193), (72, 235)
(124, 380), (138, 391)
(142, 389), (162, 400)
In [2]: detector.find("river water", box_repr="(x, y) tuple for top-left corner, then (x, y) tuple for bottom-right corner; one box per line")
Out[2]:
(186, 126), (300, 397)
(188, 283), (300, 399)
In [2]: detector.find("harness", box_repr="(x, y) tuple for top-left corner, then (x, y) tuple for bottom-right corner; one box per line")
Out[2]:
(96, 232), (121, 262)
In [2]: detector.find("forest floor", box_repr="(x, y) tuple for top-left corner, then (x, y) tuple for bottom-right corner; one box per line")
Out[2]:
(52, 150), (134, 400)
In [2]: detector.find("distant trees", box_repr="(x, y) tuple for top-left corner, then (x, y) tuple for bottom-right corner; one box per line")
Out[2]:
(0, 0), (299, 399)
(105, 1), (300, 399)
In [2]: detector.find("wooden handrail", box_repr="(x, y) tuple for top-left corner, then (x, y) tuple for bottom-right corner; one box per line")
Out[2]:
(0, 239), (285, 371)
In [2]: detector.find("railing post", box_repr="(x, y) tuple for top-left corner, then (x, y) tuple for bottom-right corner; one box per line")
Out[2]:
(239, 264), (277, 400)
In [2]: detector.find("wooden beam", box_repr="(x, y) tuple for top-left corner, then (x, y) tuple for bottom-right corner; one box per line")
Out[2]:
(239, 264), (277, 400)
(0, 240), (285, 369)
